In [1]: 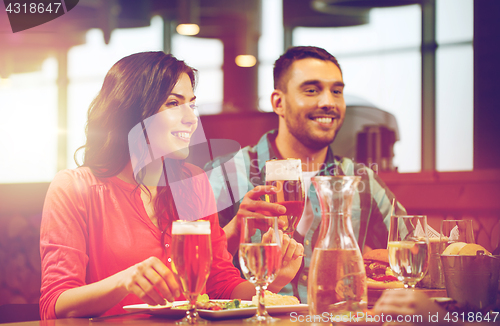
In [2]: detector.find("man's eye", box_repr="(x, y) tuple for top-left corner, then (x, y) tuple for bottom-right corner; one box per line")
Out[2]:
(333, 90), (343, 95)
(305, 88), (317, 94)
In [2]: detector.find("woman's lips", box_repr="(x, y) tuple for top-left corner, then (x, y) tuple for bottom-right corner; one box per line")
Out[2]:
(171, 131), (191, 142)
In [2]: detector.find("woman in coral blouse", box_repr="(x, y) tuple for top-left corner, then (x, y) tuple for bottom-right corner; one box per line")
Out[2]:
(39, 52), (303, 320)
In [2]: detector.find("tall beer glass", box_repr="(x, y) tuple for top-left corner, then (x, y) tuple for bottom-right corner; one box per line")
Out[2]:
(265, 159), (305, 237)
(239, 216), (282, 323)
(171, 220), (212, 324)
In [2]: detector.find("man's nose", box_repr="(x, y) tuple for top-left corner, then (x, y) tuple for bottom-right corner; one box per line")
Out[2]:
(318, 90), (337, 109)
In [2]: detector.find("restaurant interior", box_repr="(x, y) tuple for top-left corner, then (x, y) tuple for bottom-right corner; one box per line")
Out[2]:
(0, 0), (499, 317)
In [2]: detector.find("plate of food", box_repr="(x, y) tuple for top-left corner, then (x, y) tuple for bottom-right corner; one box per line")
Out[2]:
(363, 249), (405, 305)
(363, 249), (448, 306)
(123, 292), (308, 320)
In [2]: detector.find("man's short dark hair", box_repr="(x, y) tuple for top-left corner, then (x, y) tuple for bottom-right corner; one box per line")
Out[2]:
(273, 46), (342, 91)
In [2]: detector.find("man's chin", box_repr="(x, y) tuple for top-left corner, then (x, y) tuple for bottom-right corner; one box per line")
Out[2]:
(288, 125), (338, 150)
(300, 137), (334, 150)
(305, 131), (337, 149)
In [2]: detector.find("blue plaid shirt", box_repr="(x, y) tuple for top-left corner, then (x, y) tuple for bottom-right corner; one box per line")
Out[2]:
(204, 129), (406, 302)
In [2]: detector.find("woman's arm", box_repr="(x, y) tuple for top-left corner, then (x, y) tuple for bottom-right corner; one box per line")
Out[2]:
(55, 257), (180, 318)
(40, 170), (181, 319)
(229, 281), (256, 300)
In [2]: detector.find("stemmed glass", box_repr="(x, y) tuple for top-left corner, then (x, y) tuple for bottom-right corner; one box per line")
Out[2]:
(171, 220), (212, 324)
(387, 215), (430, 288)
(264, 159), (305, 237)
(440, 219), (475, 250)
(239, 216), (282, 323)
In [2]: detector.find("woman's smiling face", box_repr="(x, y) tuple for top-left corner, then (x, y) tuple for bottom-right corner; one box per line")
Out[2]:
(146, 73), (198, 160)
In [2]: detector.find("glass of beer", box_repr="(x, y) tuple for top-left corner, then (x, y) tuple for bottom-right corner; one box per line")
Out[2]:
(265, 159), (305, 237)
(387, 215), (430, 288)
(171, 220), (212, 324)
(239, 216), (282, 322)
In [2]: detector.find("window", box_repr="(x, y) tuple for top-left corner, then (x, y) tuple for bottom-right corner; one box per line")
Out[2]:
(293, 5), (422, 172)
(436, 0), (473, 171)
(0, 59), (58, 183)
(171, 34), (223, 115)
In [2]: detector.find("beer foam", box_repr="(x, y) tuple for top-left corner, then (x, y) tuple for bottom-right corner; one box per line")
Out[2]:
(266, 159), (301, 181)
(172, 221), (211, 235)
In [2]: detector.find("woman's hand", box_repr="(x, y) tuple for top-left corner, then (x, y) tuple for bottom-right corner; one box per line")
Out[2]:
(268, 232), (304, 292)
(55, 256), (182, 318)
(118, 256), (181, 305)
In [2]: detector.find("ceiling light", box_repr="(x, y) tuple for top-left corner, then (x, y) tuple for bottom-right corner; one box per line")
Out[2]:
(235, 55), (257, 68)
(176, 23), (200, 36)
(177, 0), (200, 36)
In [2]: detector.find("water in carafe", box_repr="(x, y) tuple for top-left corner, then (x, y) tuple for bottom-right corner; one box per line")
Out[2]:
(308, 176), (367, 316)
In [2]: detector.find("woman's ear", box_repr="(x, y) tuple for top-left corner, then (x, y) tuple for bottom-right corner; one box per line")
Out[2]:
(271, 89), (285, 117)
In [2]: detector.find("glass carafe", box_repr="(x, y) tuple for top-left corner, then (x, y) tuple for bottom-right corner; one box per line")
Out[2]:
(308, 176), (367, 316)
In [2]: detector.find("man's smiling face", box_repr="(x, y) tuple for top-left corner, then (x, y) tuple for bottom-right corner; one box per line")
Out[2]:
(277, 58), (346, 150)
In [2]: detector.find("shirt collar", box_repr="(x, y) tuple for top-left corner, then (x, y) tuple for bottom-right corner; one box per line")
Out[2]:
(255, 129), (340, 174)
(255, 129), (279, 172)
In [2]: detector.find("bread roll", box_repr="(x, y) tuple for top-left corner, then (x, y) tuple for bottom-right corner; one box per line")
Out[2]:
(362, 249), (390, 263)
(458, 243), (491, 255)
(251, 290), (300, 306)
(442, 242), (467, 255)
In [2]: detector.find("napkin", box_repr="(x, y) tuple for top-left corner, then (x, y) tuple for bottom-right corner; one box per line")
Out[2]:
(449, 225), (460, 241)
(414, 220), (439, 239)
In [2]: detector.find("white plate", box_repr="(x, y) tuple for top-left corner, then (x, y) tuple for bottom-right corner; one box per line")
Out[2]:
(123, 300), (309, 320)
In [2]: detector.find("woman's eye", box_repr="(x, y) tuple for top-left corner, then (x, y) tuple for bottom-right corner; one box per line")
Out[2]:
(189, 103), (197, 110)
(166, 101), (179, 107)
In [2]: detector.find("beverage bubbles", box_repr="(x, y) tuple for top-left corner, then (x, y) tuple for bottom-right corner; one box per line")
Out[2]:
(239, 216), (282, 323)
(171, 221), (212, 303)
(265, 159), (305, 237)
(265, 159), (302, 181)
(239, 243), (281, 285)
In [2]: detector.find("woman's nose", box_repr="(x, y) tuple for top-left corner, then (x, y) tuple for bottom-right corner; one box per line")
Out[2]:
(182, 104), (198, 125)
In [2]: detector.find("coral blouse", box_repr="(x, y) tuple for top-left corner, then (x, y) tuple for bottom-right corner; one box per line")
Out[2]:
(39, 165), (244, 320)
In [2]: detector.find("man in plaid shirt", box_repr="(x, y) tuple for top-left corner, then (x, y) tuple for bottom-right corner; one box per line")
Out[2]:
(204, 46), (405, 302)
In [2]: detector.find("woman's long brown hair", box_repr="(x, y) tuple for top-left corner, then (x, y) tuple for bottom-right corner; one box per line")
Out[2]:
(75, 51), (198, 230)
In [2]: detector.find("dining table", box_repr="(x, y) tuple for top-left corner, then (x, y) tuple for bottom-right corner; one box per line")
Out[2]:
(0, 312), (367, 326)
(3, 288), (497, 326)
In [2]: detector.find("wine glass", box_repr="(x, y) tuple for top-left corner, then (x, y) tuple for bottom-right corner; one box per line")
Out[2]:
(171, 220), (212, 324)
(264, 159), (305, 237)
(387, 215), (430, 288)
(239, 216), (282, 323)
(440, 219), (475, 252)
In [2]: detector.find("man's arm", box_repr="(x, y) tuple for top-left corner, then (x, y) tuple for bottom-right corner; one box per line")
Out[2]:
(222, 186), (287, 255)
